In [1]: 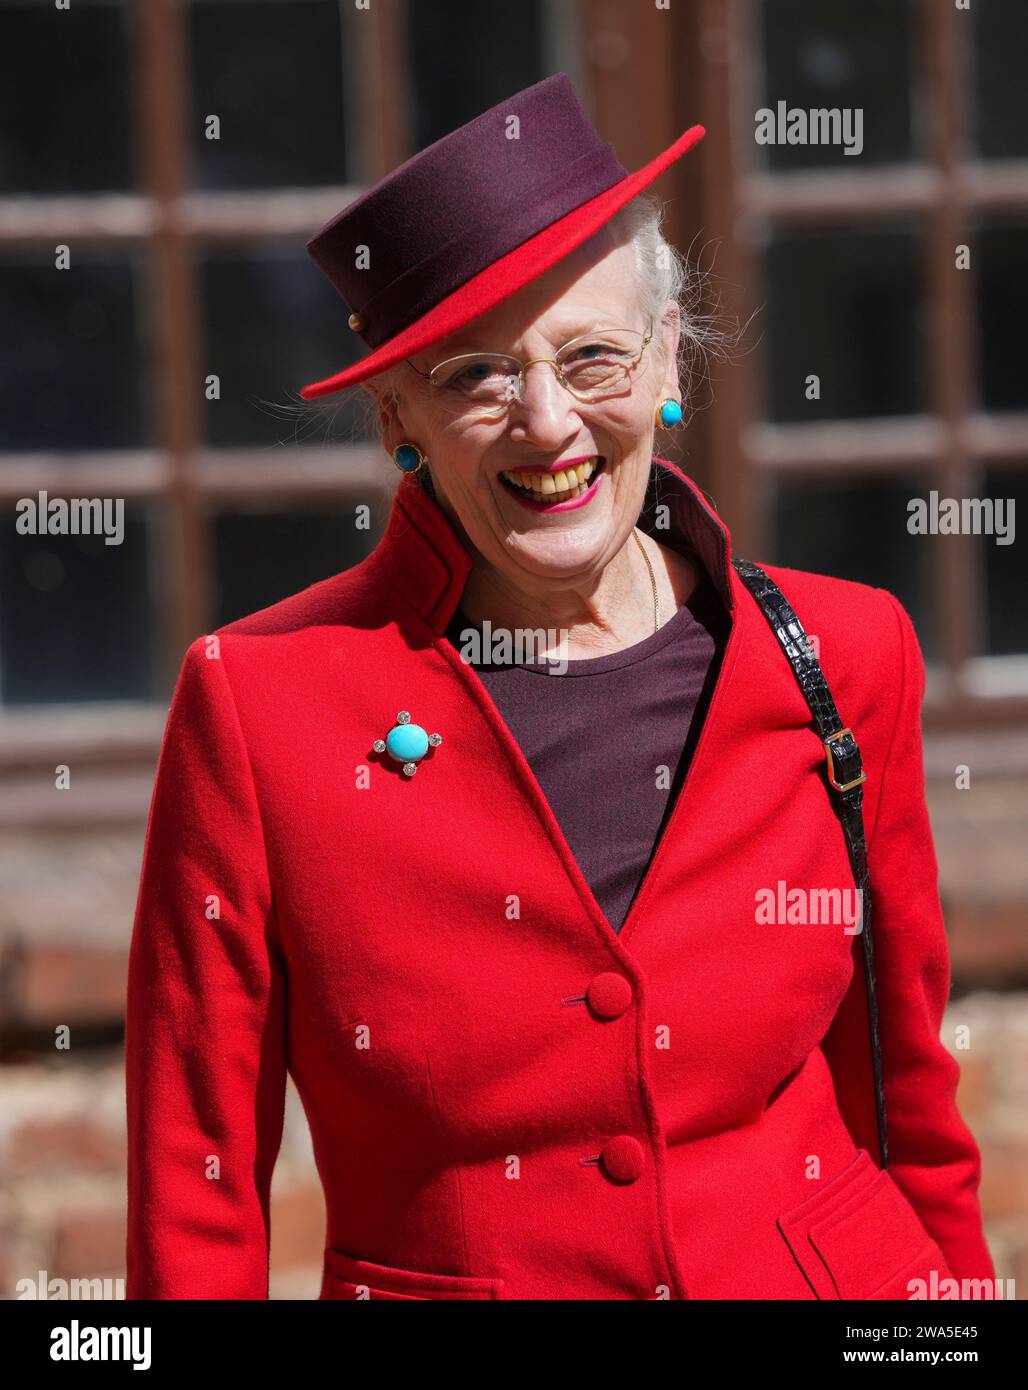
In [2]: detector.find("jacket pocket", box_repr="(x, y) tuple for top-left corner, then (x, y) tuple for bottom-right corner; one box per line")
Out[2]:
(320, 1247), (505, 1301)
(777, 1149), (953, 1300)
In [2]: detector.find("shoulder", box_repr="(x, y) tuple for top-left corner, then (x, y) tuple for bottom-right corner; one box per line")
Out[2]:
(740, 559), (921, 670)
(736, 561), (929, 839)
(735, 560), (926, 738)
(165, 552), (393, 709)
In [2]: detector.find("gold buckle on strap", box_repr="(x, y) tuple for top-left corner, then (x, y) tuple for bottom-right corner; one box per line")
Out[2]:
(824, 727), (868, 792)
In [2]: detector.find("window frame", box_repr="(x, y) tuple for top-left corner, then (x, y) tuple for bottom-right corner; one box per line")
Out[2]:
(660, 0), (1028, 730)
(0, 0), (400, 786)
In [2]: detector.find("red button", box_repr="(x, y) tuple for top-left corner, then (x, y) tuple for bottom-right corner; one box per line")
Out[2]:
(586, 972), (633, 1020)
(600, 1135), (646, 1183)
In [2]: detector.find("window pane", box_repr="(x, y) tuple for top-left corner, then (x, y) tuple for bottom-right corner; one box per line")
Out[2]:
(202, 248), (377, 446)
(0, 504), (159, 705)
(766, 472), (937, 660)
(976, 222), (1028, 414)
(970, 1), (1028, 160)
(0, 0), (133, 194)
(0, 252), (148, 452)
(188, 1), (348, 189)
(981, 468), (1028, 655)
(754, 0), (915, 170)
(211, 507), (374, 627)
(404, 0), (545, 149)
(762, 226), (924, 422)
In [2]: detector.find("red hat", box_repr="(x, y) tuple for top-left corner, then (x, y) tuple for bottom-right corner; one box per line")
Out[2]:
(299, 73), (705, 401)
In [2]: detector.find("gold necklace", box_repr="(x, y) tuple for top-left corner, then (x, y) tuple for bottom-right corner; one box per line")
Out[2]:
(633, 528), (661, 633)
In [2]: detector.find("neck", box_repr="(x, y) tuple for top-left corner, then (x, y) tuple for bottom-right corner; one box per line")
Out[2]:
(457, 529), (698, 660)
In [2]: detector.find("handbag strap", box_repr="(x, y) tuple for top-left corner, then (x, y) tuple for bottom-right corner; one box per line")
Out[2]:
(731, 555), (889, 1170)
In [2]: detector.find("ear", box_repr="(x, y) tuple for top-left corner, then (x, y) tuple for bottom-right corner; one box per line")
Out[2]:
(364, 378), (406, 454)
(655, 301), (683, 405)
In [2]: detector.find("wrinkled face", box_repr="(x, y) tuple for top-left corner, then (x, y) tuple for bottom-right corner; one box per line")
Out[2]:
(370, 232), (681, 589)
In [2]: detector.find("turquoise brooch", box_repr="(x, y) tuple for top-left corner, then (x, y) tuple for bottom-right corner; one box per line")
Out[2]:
(373, 710), (443, 777)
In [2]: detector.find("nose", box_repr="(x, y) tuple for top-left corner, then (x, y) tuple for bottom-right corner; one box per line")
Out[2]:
(508, 360), (582, 447)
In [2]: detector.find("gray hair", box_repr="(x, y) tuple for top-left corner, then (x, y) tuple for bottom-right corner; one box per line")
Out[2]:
(601, 191), (738, 409)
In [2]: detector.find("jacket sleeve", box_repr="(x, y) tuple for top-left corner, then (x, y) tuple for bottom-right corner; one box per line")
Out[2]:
(822, 590), (994, 1284)
(125, 635), (287, 1299)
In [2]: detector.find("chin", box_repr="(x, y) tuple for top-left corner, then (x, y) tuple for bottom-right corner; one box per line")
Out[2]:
(501, 514), (621, 578)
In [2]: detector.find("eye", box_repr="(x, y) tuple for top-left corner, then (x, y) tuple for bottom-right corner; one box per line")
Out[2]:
(435, 358), (511, 389)
(565, 340), (631, 362)
(452, 362), (501, 383)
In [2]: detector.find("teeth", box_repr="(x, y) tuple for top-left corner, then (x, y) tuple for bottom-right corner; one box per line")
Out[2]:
(501, 458), (599, 500)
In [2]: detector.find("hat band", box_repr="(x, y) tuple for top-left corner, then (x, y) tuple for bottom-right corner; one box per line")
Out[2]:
(354, 142), (628, 349)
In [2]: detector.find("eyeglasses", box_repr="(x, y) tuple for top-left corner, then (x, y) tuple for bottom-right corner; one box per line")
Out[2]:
(405, 319), (654, 418)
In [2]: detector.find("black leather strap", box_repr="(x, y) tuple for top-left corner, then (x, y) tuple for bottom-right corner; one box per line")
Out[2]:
(732, 555), (889, 1170)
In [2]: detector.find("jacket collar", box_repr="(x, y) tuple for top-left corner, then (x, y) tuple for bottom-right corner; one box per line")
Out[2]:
(371, 456), (735, 635)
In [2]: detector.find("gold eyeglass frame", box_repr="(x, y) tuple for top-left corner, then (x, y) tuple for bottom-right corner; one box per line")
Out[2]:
(404, 318), (654, 416)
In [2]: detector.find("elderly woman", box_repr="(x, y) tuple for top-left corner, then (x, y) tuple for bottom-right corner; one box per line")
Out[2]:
(125, 75), (993, 1301)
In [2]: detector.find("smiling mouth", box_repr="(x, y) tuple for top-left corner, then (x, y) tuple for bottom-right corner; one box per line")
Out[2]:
(499, 457), (604, 503)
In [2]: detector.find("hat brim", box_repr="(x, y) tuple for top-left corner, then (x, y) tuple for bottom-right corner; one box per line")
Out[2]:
(298, 123), (706, 401)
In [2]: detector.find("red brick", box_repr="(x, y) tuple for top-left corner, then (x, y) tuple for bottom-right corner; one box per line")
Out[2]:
(15, 946), (127, 1026)
(52, 1207), (126, 1280)
(269, 1182), (326, 1270)
(9, 1116), (125, 1178)
(978, 1142), (1028, 1222)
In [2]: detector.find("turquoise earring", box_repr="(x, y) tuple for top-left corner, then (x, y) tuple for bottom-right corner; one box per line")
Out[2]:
(393, 443), (426, 474)
(656, 399), (684, 429)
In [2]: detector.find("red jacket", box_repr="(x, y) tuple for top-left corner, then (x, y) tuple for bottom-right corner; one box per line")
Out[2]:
(124, 457), (993, 1300)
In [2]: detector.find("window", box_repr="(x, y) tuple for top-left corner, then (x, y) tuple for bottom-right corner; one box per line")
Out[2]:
(1, 0), (577, 809)
(671, 0), (1028, 720)
(6, 0), (1024, 794)
(0, 0), (405, 754)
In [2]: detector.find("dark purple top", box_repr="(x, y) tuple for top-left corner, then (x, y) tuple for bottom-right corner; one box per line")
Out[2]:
(445, 559), (728, 933)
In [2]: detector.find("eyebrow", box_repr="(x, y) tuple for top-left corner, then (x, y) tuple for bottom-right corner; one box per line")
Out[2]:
(428, 320), (617, 361)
